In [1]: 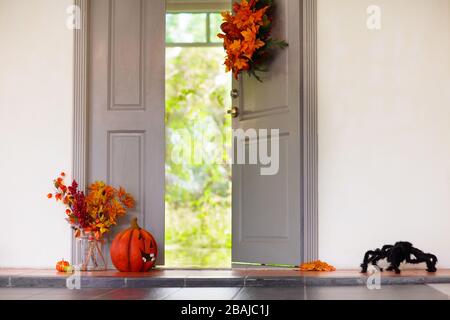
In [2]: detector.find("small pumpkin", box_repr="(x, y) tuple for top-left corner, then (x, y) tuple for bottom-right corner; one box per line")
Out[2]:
(110, 217), (158, 272)
(56, 259), (70, 272)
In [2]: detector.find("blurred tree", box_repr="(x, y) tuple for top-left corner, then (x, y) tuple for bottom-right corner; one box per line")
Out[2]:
(165, 45), (232, 268)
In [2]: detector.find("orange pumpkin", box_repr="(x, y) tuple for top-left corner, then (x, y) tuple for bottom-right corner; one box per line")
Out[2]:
(56, 259), (70, 272)
(110, 217), (158, 272)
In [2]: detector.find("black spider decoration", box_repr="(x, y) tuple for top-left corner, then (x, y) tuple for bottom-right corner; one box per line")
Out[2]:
(360, 241), (437, 274)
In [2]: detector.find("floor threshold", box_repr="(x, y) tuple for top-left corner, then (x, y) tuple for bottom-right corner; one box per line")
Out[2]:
(1, 269), (450, 288)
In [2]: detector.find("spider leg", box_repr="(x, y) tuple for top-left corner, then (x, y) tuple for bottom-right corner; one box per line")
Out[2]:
(409, 248), (438, 272)
(361, 249), (382, 273)
(371, 256), (385, 272)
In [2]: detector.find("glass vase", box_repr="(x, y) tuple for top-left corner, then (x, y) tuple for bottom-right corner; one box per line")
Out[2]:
(75, 231), (107, 271)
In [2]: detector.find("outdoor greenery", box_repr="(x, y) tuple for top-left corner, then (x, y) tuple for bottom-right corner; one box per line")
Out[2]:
(165, 13), (232, 267)
(166, 13), (208, 43)
(166, 13), (223, 44)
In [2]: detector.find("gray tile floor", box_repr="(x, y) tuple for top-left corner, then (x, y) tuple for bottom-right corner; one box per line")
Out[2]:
(1, 284), (450, 300)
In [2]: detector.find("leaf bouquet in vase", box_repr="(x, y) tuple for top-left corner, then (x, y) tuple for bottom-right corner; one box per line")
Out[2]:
(48, 173), (135, 271)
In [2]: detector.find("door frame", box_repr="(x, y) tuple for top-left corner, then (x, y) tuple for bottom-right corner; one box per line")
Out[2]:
(72, 0), (319, 264)
(300, 0), (319, 263)
(72, 0), (89, 263)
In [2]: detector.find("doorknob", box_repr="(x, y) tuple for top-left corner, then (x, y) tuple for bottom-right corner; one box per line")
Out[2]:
(230, 89), (239, 99)
(227, 107), (239, 118)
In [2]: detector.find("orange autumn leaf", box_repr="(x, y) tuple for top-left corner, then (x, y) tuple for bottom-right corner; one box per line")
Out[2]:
(234, 58), (248, 71)
(122, 195), (135, 209)
(47, 193), (53, 199)
(63, 196), (69, 204)
(228, 40), (242, 55)
(117, 187), (126, 198)
(221, 11), (233, 23)
(241, 27), (257, 43)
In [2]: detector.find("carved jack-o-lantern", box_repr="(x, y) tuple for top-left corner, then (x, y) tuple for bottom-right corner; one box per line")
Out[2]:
(110, 218), (158, 272)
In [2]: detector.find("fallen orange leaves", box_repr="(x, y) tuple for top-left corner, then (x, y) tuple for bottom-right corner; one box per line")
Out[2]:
(299, 260), (336, 272)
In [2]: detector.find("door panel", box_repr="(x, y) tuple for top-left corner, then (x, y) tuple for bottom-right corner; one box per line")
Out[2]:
(240, 140), (288, 239)
(88, 0), (165, 265)
(232, 0), (301, 265)
(241, 1), (288, 118)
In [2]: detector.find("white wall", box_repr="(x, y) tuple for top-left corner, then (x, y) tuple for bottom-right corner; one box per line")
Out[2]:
(0, 0), (73, 267)
(1, 0), (449, 270)
(318, 0), (450, 268)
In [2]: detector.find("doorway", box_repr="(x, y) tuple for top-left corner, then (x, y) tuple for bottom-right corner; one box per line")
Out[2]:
(85, 0), (308, 269)
(164, 9), (233, 268)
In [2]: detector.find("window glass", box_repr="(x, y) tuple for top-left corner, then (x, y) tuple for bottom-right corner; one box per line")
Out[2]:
(166, 13), (207, 43)
(209, 13), (223, 43)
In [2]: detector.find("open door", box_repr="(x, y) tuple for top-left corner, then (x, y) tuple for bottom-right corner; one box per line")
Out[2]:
(231, 0), (301, 266)
(88, 0), (165, 265)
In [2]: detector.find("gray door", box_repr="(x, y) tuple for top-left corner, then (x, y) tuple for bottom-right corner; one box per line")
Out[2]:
(231, 0), (302, 265)
(88, 0), (165, 264)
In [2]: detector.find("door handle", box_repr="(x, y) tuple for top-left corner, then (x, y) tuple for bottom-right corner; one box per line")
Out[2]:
(227, 107), (239, 118)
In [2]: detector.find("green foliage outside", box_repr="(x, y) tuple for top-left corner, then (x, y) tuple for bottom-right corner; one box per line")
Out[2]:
(165, 45), (232, 268)
(166, 13), (208, 43)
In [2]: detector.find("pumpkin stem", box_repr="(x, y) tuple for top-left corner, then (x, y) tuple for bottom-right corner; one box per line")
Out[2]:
(131, 217), (140, 229)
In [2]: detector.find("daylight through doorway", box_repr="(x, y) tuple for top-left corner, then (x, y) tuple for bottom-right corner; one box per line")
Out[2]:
(164, 12), (232, 268)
